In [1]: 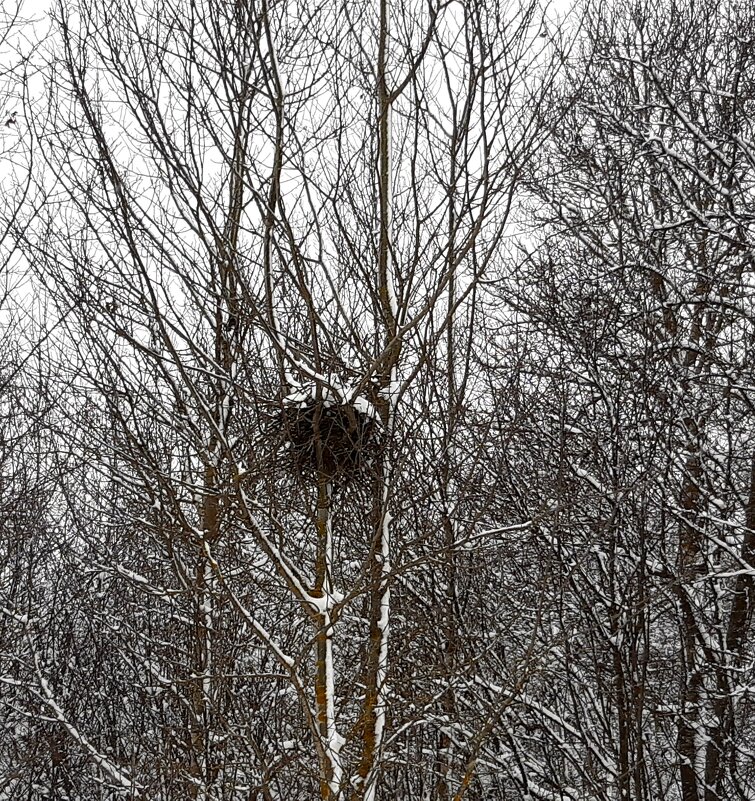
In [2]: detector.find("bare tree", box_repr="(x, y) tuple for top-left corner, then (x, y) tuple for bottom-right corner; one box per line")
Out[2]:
(497, 0), (755, 799)
(3, 0), (562, 797)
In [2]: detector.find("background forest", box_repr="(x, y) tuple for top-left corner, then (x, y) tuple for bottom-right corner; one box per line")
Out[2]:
(2, 0), (755, 798)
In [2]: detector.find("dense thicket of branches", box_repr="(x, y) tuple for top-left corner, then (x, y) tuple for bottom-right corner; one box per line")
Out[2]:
(2, 0), (755, 799)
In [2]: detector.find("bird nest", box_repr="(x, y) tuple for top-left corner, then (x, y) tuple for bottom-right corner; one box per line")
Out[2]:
(277, 386), (382, 480)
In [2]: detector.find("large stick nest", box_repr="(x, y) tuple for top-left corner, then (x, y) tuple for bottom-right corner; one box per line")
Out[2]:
(277, 386), (383, 480)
